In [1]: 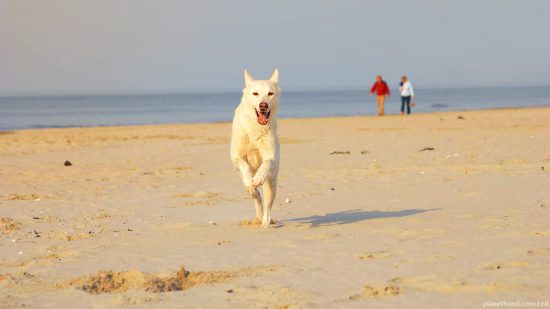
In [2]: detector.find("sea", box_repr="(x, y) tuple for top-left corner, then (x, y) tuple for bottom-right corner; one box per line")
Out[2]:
(0, 86), (549, 131)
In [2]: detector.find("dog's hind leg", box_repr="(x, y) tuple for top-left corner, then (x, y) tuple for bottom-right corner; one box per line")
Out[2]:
(261, 178), (277, 228)
(233, 157), (254, 191)
(252, 189), (263, 222)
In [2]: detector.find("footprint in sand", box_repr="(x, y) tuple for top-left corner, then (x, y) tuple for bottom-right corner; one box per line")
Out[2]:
(92, 212), (111, 220)
(123, 295), (161, 305)
(349, 284), (400, 300)
(6, 194), (44, 201)
(358, 251), (391, 260)
(1, 217), (19, 235)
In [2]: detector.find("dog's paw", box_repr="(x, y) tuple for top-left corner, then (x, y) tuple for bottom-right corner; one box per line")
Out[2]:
(261, 217), (274, 228)
(247, 186), (259, 198)
(251, 173), (267, 188)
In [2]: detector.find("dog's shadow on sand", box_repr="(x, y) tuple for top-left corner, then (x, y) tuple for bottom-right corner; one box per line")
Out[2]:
(285, 208), (440, 227)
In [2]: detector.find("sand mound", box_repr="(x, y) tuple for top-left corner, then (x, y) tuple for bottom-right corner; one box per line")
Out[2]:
(64, 266), (238, 294)
(77, 271), (146, 294)
(0, 265), (279, 298)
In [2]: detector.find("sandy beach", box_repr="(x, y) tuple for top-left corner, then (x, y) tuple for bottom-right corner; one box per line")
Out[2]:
(1, 107), (549, 308)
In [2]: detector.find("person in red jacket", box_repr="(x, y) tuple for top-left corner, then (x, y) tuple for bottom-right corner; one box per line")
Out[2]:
(370, 75), (391, 116)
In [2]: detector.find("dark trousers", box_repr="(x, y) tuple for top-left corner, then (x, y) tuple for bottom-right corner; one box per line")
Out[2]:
(401, 96), (411, 114)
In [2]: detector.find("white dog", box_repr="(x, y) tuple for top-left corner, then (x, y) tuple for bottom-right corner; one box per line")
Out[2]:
(231, 69), (281, 228)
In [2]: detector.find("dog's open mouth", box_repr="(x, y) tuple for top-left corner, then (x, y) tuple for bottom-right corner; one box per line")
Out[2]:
(255, 109), (271, 125)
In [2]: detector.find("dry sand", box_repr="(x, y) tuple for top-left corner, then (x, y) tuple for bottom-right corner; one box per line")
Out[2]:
(0, 107), (549, 308)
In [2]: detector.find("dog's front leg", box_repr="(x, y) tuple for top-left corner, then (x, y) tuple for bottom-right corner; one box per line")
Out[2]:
(251, 159), (272, 190)
(234, 157), (263, 219)
(234, 158), (255, 195)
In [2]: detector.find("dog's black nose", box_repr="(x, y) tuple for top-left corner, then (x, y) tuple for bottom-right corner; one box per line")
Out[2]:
(259, 102), (268, 111)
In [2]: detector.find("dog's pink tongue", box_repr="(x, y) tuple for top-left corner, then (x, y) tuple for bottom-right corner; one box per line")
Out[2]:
(258, 112), (268, 125)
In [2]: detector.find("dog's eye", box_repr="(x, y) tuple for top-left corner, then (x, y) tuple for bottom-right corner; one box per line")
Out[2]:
(268, 92), (274, 96)
(252, 92), (259, 96)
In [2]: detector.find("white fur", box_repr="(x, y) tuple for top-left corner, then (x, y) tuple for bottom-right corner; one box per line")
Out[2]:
(231, 69), (281, 228)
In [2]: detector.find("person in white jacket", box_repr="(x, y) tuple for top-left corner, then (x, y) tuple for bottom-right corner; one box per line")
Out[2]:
(399, 76), (414, 115)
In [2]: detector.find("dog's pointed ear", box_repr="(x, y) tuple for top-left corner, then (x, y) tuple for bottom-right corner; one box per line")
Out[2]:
(244, 69), (254, 86)
(269, 68), (279, 84)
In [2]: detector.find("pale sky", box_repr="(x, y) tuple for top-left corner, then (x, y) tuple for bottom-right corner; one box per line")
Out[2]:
(1, 0), (549, 95)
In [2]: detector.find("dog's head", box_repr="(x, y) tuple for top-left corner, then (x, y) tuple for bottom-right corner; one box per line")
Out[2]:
(242, 69), (280, 125)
